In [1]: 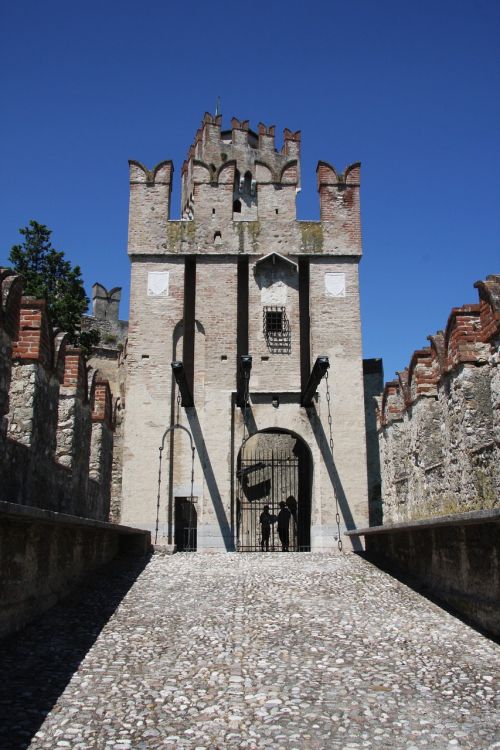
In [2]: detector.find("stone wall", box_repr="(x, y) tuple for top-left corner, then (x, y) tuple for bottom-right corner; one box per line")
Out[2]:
(82, 283), (128, 521)
(0, 500), (150, 639)
(347, 510), (500, 639)
(0, 270), (115, 521)
(378, 275), (500, 523)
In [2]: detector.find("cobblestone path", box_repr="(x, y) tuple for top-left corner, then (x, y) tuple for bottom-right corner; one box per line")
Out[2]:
(2, 553), (499, 750)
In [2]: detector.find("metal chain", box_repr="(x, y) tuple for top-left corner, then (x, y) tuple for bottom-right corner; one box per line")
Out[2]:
(155, 444), (163, 545)
(325, 370), (343, 551)
(187, 444), (196, 551)
(243, 369), (250, 441)
(176, 390), (181, 426)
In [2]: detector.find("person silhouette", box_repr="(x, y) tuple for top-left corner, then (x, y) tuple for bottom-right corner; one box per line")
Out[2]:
(277, 500), (292, 551)
(259, 505), (275, 551)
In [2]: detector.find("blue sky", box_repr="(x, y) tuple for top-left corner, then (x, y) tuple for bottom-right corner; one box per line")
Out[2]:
(1, 0), (499, 381)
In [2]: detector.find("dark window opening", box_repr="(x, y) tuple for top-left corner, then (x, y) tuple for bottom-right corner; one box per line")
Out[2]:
(214, 231), (222, 241)
(233, 199), (242, 213)
(263, 306), (291, 354)
(212, 208), (216, 215)
(275, 208), (279, 215)
(265, 309), (283, 333)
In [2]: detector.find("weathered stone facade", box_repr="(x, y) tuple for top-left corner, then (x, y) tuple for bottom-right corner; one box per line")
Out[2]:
(0, 270), (115, 520)
(121, 113), (372, 552)
(83, 283), (128, 521)
(378, 275), (500, 523)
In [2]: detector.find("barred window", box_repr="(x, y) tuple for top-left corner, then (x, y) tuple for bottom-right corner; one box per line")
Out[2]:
(263, 306), (291, 354)
(265, 309), (283, 333)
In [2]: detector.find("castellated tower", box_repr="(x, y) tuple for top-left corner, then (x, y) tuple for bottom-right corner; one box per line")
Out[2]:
(122, 112), (368, 552)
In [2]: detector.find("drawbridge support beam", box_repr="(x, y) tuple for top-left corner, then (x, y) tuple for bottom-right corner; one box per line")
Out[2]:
(171, 361), (194, 407)
(301, 356), (330, 407)
(236, 354), (252, 407)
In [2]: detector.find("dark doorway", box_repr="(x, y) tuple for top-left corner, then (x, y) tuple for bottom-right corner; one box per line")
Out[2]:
(174, 497), (197, 551)
(237, 430), (312, 552)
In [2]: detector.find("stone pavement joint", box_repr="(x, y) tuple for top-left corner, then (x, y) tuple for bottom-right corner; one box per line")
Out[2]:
(1, 553), (499, 749)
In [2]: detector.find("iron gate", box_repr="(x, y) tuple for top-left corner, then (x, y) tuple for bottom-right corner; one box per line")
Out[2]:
(237, 450), (299, 552)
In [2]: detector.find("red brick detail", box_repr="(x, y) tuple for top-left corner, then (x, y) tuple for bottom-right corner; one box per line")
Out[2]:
(258, 123), (276, 151)
(380, 380), (405, 426)
(11, 298), (53, 370)
(63, 347), (86, 393)
(444, 305), (484, 369)
(92, 378), (113, 428)
(231, 117), (249, 131)
(408, 347), (440, 398)
(282, 129), (301, 156)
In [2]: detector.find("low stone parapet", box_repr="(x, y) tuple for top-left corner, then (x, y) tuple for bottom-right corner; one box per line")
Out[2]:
(0, 500), (151, 639)
(346, 509), (500, 639)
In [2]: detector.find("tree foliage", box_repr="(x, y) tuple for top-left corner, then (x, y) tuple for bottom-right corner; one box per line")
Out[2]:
(8, 220), (99, 356)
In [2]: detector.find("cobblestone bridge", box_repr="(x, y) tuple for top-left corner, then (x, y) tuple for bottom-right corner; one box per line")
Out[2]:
(1, 553), (499, 749)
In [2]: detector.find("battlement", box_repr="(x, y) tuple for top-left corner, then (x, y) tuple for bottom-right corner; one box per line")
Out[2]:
(377, 275), (500, 525)
(180, 112), (302, 221)
(0, 270), (116, 521)
(379, 277), (499, 427)
(128, 112), (361, 257)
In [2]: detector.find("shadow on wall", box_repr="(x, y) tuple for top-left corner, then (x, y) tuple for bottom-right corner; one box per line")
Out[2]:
(186, 406), (234, 551)
(0, 552), (151, 750)
(306, 405), (363, 551)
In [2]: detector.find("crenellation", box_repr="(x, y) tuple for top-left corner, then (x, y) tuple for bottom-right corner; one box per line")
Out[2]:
(122, 112), (370, 551)
(0, 279), (115, 520)
(379, 276), (500, 523)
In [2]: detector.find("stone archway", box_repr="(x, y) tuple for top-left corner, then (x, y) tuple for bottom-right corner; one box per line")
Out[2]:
(236, 429), (312, 552)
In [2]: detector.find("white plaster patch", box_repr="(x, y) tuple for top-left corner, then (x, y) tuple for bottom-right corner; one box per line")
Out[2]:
(325, 272), (346, 298)
(261, 281), (287, 305)
(147, 271), (169, 297)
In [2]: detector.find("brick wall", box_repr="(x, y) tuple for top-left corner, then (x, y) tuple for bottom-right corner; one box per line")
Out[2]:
(122, 114), (370, 551)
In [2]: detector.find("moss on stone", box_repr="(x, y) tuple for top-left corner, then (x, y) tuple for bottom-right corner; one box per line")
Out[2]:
(300, 222), (324, 253)
(163, 221), (196, 251)
(247, 221), (261, 253)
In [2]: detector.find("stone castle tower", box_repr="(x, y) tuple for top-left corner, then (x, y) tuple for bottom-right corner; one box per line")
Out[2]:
(121, 113), (373, 552)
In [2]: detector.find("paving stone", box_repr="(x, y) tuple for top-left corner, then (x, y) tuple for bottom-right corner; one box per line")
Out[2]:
(0, 552), (499, 749)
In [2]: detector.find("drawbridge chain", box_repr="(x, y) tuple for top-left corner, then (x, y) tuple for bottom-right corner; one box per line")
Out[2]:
(325, 370), (343, 551)
(155, 385), (196, 547)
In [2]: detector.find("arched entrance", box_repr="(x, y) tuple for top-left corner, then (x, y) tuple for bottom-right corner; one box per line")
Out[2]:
(236, 429), (312, 552)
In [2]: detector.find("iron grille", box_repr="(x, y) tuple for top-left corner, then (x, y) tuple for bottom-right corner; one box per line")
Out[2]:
(237, 449), (308, 552)
(263, 306), (291, 354)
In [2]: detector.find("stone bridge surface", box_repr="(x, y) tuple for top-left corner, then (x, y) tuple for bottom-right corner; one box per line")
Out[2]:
(1, 553), (499, 750)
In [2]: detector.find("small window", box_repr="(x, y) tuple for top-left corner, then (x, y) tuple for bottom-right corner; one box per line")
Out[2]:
(233, 199), (241, 213)
(265, 309), (283, 333)
(263, 306), (291, 354)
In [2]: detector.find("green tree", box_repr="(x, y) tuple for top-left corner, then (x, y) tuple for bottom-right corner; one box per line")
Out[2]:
(8, 220), (99, 356)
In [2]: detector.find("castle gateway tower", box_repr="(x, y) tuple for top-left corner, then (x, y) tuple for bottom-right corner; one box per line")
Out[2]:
(121, 113), (369, 552)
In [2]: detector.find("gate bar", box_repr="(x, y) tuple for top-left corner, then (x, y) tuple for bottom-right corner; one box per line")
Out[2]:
(171, 361), (194, 407)
(301, 355), (330, 406)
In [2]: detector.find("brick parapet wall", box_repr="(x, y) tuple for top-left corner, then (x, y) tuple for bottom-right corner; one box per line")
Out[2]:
(0, 279), (115, 521)
(378, 276), (500, 523)
(91, 378), (113, 427)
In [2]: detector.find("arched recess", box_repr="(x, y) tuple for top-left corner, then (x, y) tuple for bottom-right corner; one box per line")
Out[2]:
(236, 428), (312, 552)
(165, 319), (205, 546)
